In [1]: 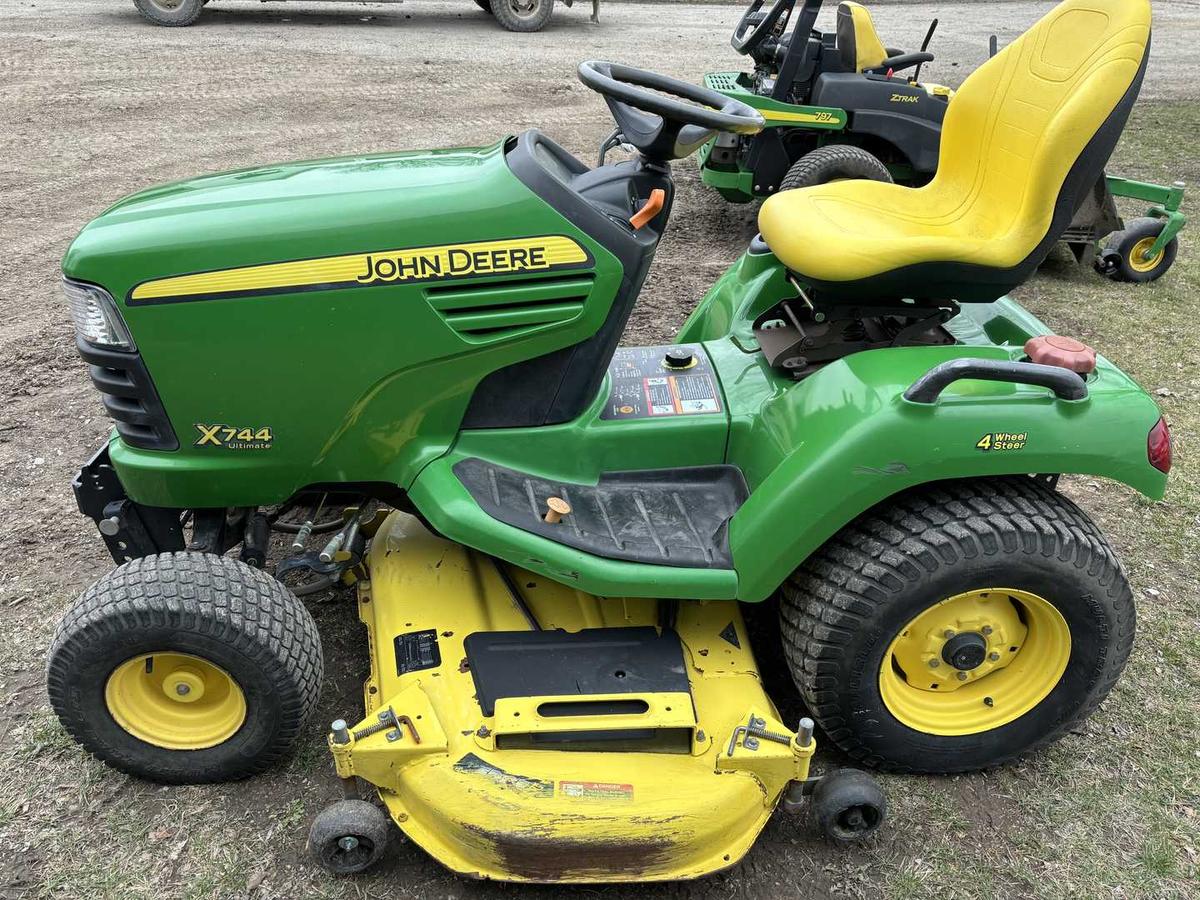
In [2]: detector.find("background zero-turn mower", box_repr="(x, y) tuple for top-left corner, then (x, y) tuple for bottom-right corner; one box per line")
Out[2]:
(47, 0), (1171, 884)
(698, 0), (1187, 283)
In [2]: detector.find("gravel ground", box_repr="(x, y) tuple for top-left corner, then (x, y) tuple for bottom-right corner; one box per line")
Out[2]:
(1, 1), (1198, 898)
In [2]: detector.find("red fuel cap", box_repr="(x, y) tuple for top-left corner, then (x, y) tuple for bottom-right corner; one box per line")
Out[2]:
(1024, 335), (1097, 374)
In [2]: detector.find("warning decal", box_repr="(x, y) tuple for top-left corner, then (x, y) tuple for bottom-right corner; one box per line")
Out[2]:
(559, 781), (635, 802)
(602, 345), (722, 420)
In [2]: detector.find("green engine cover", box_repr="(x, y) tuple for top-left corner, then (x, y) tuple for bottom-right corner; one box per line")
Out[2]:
(63, 140), (623, 507)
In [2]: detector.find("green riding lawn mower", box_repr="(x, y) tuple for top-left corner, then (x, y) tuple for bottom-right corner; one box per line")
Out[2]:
(48, 0), (1172, 884)
(699, 0), (1187, 283)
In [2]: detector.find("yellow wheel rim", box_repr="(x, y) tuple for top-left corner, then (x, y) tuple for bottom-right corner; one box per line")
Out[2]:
(105, 652), (247, 750)
(1128, 237), (1164, 273)
(879, 589), (1071, 736)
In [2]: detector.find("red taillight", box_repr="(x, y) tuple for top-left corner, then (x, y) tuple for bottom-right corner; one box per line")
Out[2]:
(1148, 417), (1172, 474)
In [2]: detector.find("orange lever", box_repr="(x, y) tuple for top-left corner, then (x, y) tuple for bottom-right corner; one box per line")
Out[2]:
(629, 189), (666, 230)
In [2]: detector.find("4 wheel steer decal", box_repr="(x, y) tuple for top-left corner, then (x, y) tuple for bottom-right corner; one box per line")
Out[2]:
(195, 423), (274, 450)
(976, 432), (1028, 452)
(128, 236), (593, 305)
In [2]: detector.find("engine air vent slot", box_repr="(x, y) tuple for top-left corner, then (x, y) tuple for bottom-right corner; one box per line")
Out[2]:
(425, 274), (594, 342)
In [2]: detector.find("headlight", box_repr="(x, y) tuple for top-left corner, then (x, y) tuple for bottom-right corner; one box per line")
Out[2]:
(63, 278), (135, 351)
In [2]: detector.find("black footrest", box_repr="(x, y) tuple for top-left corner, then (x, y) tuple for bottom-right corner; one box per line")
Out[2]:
(453, 459), (747, 568)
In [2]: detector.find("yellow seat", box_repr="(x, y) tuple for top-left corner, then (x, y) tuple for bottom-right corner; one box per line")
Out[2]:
(759, 0), (1152, 303)
(836, 2), (890, 73)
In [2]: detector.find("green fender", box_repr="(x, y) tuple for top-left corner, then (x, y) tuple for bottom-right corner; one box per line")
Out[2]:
(709, 335), (1166, 603)
(683, 253), (1166, 603)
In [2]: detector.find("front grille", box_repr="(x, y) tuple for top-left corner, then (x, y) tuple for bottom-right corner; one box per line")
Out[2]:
(76, 337), (178, 451)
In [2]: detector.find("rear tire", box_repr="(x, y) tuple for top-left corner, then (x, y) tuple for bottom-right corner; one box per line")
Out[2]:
(490, 0), (553, 32)
(779, 145), (893, 192)
(133, 0), (204, 26)
(778, 477), (1135, 774)
(47, 552), (323, 783)
(1100, 217), (1178, 283)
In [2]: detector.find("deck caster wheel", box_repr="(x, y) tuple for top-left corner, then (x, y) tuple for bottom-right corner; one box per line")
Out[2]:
(811, 769), (886, 843)
(1101, 217), (1178, 283)
(309, 800), (390, 875)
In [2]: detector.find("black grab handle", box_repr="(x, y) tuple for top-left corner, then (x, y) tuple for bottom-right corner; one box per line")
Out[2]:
(903, 358), (1088, 405)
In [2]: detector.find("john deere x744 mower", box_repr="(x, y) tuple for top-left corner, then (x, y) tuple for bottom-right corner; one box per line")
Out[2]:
(699, 0), (1187, 283)
(49, 0), (1170, 882)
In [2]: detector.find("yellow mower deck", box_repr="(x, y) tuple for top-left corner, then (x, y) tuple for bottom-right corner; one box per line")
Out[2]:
(328, 512), (814, 883)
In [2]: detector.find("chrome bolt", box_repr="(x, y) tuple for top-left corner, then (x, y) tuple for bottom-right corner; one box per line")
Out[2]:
(981, 625), (993, 636)
(983, 697), (994, 707)
(989, 652), (1001, 662)
(943, 629), (956, 639)
(796, 717), (815, 749)
(385, 729), (401, 742)
(476, 725), (491, 738)
(695, 730), (706, 743)
(330, 719), (351, 745)
(928, 659), (940, 668)
(175, 683), (191, 696)
(99, 516), (121, 536)
(745, 736), (760, 750)
(956, 671), (968, 681)
(337, 836), (360, 852)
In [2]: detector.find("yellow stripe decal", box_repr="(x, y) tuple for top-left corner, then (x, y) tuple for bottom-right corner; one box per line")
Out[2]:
(763, 110), (843, 125)
(129, 235), (591, 303)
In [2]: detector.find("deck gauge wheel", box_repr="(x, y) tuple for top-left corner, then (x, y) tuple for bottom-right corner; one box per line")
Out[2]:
(309, 800), (392, 875)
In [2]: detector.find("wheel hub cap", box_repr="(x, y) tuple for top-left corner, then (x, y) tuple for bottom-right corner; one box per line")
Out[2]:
(941, 632), (988, 671)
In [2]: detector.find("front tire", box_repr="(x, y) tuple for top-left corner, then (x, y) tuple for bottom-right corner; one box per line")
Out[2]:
(133, 0), (204, 26)
(779, 478), (1134, 773)
(490, 0), (553, 32)
(47, 553), (324, 783)
(779, 145), (893, 192)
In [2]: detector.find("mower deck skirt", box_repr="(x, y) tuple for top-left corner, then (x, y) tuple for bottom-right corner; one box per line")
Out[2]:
(332, 512), (810, 882)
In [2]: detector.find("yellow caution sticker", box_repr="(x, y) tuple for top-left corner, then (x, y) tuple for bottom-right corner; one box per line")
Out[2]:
(129, 235), (592, 304)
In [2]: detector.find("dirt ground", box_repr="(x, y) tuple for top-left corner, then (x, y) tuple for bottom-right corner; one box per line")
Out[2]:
(1, 0), (1199, 898)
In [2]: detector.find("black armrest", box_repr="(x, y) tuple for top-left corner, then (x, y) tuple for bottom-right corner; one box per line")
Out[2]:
(872, 51), (935, 73)
(903, 358), (1088, 404)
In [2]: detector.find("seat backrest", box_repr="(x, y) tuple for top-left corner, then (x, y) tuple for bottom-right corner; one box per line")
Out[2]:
(932, 0), (1151, 267)
(836, 2), (889, 73)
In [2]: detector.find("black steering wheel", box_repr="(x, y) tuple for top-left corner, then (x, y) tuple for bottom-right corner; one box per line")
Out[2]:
(578, 61), (764, 162)
(732, 0), (796, 55)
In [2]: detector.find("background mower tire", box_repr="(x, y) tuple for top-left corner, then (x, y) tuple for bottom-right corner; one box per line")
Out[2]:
(779, 146), (893, 192)
(474, 0), (493, 12)
(132, 0), (204, 26)
(779, 477), (1135, 774)
(46, 552), (323, 783)
(309, 800), (391, 875)
(1098, 217), (1178, 283)
(489, 0), (554, 32)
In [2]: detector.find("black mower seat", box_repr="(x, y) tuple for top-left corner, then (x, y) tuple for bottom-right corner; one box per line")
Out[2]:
(760, 0), (1152, 304)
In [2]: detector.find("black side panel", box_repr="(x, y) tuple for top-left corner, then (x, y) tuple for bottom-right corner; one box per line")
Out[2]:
(794, 38), (1150, 304)
(849, 110), (944, 174)
(465, 626), (691, 716)
(76, 337), (178, 451)
(462, 131), (668, 429)
(453, 460), (748, 569)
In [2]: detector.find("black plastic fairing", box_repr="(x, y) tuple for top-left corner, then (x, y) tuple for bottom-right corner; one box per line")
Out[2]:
(462, 131), (671, 429)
